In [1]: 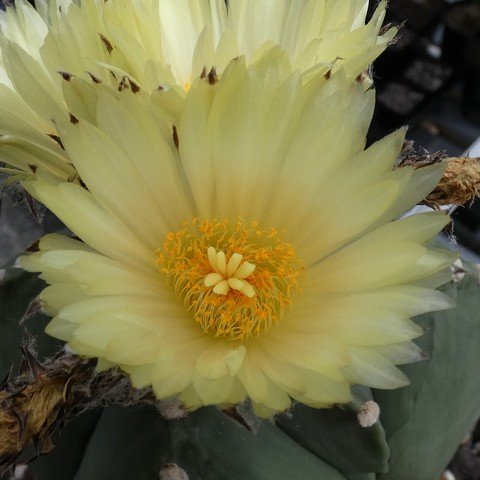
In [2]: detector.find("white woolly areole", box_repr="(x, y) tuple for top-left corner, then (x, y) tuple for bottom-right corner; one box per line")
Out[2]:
(156, 399), (188, 420)
(357, 400), (380, 428)
(159, 463), (189, 480)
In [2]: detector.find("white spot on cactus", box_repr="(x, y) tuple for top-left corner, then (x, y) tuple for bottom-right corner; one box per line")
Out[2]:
(441, 470), (456, 480)
(159, 463), (189, 480)
(357, 400), (380, 428)
(14, 464), (30, 480)
(451, 259), (466, 283)
(157, 398), (188, 420)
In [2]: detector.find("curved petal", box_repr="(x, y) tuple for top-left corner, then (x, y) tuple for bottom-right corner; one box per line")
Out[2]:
(21, 246), (169, 303)
(343, 346), (410, 389)
(264, 75), (375, 229)
(228, 0), (307, 59)
(24, 179), (155, 271)
(293, 367), (351, 407)
(157, 0), (225, 85)
(56, 109), (193, 247)
(305, 212), (455, 293)
(195, 342), (246, 380)
(192, 373), (235, 405)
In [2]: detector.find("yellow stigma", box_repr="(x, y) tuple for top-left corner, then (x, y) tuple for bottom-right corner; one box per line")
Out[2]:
(155, 218), (304, 342)
(204, 247), (256, 298)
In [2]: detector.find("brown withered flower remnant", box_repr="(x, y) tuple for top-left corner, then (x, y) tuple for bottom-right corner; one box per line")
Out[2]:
(0, 342), (96, 474)
(0, 338), (157, 476)
(398, 150), (480, 208)
(426, 157), (480, 208)
(0, 374), (65, 461)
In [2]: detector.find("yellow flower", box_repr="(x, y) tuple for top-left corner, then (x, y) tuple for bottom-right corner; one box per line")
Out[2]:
(20, 53), (455, 417)
(0, 0), (395, 180)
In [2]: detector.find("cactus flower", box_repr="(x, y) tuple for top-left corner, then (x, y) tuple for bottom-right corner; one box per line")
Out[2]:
(20, 52), (455, 416)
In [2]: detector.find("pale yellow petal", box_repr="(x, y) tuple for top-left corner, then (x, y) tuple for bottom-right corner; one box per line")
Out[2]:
(223, 378), (247, 406)
(195, 343), (246, 380)
(3, 42), (63, 120)
(343, 347), (410, 389)
(307, 212), (453, 293)
(293, 367), (351, 407)
(252, 349), (306, 394)
(153, 367), (193, 399)
(95, 92), (194, 230)
(24, 180), (155, 271)
(192, 373), (234, 405)
(56, 117), (171, 247)
(40, 283), (88, 315)
(237, 355), (269, 404)
(260, 333), (350, 381)
(374, 342), (425, 365)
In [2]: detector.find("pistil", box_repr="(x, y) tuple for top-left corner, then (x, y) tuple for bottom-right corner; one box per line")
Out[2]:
(204, 247), (256, 298)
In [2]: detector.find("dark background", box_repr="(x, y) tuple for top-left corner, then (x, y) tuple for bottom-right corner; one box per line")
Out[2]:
(369, 0), (480, 260)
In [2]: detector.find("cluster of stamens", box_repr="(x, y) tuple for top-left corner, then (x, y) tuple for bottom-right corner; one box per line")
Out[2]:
(155, 218), (303, 342)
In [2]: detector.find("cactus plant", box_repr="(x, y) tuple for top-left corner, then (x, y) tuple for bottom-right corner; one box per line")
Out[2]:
(0, 1), (480, 479)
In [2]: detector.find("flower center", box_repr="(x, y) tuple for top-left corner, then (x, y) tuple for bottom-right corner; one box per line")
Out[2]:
(155, 218), (304, 342)
(204, 247), (256, 298)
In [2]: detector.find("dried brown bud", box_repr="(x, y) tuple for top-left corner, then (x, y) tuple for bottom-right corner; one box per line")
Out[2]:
(397, 152), (480, 208)
(0, 338), (165, 475)
(396, 148), (446, 170)
(427, 157), (480, 208)
(0, 345), (96, 472)
(0, 377), (65, 458)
